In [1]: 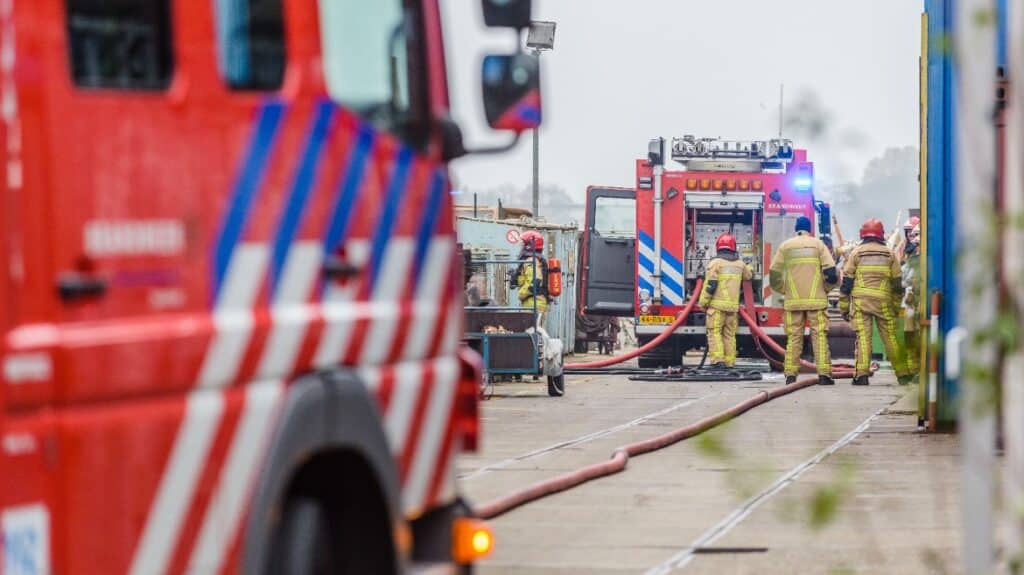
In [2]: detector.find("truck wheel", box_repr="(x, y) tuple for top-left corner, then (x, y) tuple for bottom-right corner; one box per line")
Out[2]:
(547, 375), (565, 396)
(270, 497), (335, 575)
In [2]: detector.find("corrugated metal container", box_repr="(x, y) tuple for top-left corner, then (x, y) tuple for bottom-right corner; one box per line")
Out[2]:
(456, 216), (579, 350)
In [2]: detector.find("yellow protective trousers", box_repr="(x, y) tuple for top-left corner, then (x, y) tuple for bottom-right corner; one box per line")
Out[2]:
(904, 329), (921, 375)
(784, 309), (831, 376)
(851, 300), (910, 378)
(705, 308), (739, 367)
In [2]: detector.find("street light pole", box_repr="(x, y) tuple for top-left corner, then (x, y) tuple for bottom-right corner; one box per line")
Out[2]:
(532, 48), (541, 219)
(525, 20), (555, 220)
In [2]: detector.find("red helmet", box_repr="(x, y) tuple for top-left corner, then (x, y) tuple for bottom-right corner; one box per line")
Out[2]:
(904, 216), (920, 230)
(715, 233), (737, 253)
(860, 218), (885, 240)
(520, 230), (544, 251)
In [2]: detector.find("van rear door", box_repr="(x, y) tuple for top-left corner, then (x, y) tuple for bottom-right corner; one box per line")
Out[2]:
(582, 187), (636, 316)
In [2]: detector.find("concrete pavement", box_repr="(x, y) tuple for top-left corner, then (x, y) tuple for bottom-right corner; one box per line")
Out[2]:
(457, 366), (961, 574)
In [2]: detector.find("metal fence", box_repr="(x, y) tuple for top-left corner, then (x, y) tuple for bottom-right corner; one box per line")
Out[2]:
(456, 216), (579, 351)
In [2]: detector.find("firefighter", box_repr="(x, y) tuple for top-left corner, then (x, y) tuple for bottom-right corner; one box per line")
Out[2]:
(698, 233), (753, 369)
(515, 230), (549, 326)
(839, 219), (914, 386)
(769, 216), (839, 385)
(896, 216), (921, 266)
(901, 223), (922, 376)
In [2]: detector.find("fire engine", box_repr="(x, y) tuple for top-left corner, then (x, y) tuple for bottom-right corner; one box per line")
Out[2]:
(0, 0), (540, 573)
(582, 137), (832, 368)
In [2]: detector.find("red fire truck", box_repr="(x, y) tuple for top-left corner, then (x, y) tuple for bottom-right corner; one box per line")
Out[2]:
(0, 0), (540, 573)
(582, 137), (832, 368)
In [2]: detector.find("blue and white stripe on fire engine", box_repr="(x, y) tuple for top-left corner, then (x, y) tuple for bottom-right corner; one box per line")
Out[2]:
(637, 231), (684, 306)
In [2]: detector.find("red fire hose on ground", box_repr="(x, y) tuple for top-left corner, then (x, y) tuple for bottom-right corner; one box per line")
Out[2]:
(477, 284), (877, 519)
(475, 374), (820, 519)
(565, 280), (704, 370)
(566, 279), (860, 378)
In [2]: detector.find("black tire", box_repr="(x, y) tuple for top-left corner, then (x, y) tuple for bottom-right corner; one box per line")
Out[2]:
(269, 497), (335, 575)
(547, 374), (565, 396)
(269, 488), (396, 575)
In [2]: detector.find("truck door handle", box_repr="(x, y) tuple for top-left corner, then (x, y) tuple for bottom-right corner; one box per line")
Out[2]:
(57, 273), (107, 301)
(604, 238), (628, 245)
(322, 256), (363, 279)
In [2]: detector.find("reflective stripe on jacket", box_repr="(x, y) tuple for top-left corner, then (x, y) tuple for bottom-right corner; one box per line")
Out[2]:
(769, 232), (836, 311)
(517, 255), (548, 312)
(699, 257), (753, 312)
(842, 242), (902, 303)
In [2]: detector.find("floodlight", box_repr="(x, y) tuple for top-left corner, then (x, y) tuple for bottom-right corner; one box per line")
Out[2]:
(526, 21), (556, 51)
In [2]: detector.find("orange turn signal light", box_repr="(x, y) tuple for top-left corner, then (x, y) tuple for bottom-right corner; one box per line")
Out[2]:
(452, 518), (494, 564)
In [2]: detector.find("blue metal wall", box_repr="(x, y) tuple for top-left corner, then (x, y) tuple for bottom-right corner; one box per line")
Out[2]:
(925, 0), (959, 424)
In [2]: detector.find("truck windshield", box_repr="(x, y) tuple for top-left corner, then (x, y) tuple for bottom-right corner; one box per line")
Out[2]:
(318, 0), (408, 116)
(594, 197), (636, 238)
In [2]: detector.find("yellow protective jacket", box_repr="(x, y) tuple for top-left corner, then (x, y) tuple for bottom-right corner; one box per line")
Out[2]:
(839, 240), (902, 316)
(516, 254), (548, 312)
(769, 232), (837, 311)
(699, 255), (753, 312)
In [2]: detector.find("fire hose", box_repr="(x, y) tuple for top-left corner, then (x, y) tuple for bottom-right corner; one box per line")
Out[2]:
(474, 374), (821, 519)
(566, 278), (862, 378)
(564, 280), (704, 370)
(477, 285), (877, 519)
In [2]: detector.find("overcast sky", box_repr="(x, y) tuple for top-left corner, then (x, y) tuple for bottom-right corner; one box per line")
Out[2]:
(440, 1), (923, 210)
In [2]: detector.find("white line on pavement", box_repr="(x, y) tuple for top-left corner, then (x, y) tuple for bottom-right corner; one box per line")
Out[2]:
(458, 390), (722, 482)
(643, 406), (886, 575)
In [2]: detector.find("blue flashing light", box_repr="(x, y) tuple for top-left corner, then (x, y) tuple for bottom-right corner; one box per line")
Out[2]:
(794, 177), (813, 192)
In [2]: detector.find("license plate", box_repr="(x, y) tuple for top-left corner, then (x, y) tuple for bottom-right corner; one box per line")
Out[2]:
(639, 315), (674, 325)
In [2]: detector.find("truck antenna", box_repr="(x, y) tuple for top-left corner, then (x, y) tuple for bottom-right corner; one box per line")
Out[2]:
(778, 84), (784, 138)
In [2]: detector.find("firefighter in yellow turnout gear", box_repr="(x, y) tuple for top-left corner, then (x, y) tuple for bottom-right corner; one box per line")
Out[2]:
(769, 216), (839, 386)
(698, 233), (753, 368)
(515, 230), (549, 325)
(839, 219), (914, 386)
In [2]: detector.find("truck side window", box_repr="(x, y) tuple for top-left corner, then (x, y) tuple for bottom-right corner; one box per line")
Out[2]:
(66, 0), (174, 90)
(213, 0), (286, 90)
(594, 197), (637, 238)
(318, 0), (427, 143)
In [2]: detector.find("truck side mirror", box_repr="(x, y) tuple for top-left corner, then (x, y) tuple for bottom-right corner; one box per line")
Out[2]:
(648, 137), (665, 167)
(816, 201), (832, 236)
(481, 0), (532, 29)
(481, 53), (541, 132)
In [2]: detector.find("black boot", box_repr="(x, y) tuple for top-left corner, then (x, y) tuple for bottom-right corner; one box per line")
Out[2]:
(818, 375), (835, 386)
(785, 375), (797, 385)
(852, 375), (870, 386)
(708, 362), (727, 370)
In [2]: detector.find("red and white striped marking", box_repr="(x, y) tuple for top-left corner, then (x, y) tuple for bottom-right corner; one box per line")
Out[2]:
(128, 239), (463, 570)
(360, 356), (461, 515)
(197, 244), (269, 389)
(127, 135), (464, 571)
(128, 392), (226, 575)
(255, 242), (323, 379)
(187, 380), (285, 574)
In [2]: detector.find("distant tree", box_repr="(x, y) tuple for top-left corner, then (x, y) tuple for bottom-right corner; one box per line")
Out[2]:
(825, 146), (919, 240)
